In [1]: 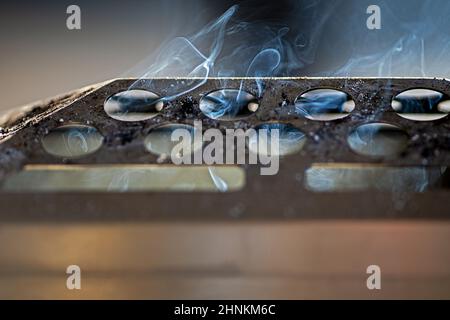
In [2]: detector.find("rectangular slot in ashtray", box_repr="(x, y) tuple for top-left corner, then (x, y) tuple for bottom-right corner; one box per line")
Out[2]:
(305, 163), (450, 193)
(1, 165), (245, 193)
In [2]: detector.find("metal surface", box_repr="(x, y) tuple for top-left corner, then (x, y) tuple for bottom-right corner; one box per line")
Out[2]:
(2, 77), (450, 221)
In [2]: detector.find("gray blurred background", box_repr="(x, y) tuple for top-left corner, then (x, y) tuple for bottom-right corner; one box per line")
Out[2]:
(1, 0), (449, 113)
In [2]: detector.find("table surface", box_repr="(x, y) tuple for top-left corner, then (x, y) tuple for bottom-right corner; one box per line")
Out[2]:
(0, 220), (449, 299)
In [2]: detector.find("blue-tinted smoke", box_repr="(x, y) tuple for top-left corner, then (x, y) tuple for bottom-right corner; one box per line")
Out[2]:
(127, 0), (450, 97)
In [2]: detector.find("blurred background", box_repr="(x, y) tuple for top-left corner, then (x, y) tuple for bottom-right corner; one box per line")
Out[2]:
(1, 0), (450, 113)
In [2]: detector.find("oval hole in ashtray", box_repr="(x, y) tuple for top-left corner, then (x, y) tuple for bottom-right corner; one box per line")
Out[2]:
(392, 88), (450, 121)
(347, 123), (409, 158)
(104, 89), (164, 122)
(295, 88), (355, 121)
(247, 123), (306, 157)
(41, 124), (103, 158)
(144, 123), (203, 159)
(199, 89), (258, 121)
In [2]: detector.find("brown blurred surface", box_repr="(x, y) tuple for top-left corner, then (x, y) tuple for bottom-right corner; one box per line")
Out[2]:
(0, 221), (449, 299)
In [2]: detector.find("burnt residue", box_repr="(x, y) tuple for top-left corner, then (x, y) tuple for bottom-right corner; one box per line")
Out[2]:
(0, 147), (25, 181)
(0, 83), (103, 136)
(3, 77), (450, 165)
(3, 78), (450, 161)
(2, 78), (450, 221)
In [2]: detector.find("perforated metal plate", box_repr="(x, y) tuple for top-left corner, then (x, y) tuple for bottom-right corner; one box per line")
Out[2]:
(1, 77), (450, 222)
